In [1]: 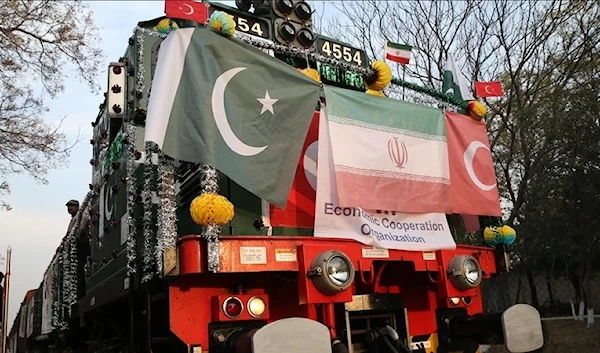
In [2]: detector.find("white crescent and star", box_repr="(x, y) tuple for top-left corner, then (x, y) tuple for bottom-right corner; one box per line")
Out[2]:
(181, 3), (194, 15)
(104, 184), (114, 221)
(212, 67), (278, 157)
(484, 85), (492, 94)
(463, 141), (496, 191)
(257, 91), (278, 115)
(303, 141), (318, 191)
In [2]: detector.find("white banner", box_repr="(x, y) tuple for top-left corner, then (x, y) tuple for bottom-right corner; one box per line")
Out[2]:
(314, 108), (456, 251)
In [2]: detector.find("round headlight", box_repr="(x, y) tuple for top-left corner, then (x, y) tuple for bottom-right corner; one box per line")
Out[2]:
(308, 250), (355, 295)
(464, 258), (481, 284)
(447, 255), (482, 291)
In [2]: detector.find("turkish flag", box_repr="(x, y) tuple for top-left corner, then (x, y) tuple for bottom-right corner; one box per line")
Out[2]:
(268, 112), (319, 228)
(474, 81), (504, 97)
(165, 0), (209, 24)
(445, 111), (502, 216)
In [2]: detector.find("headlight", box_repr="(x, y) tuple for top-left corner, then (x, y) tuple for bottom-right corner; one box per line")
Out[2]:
(307, 250), (355, 295)
(247, 296), (266, 317)
(447, 255), (482, 291)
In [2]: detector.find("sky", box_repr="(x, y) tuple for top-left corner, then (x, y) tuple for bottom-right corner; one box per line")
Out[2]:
(0, 0), (337, 330)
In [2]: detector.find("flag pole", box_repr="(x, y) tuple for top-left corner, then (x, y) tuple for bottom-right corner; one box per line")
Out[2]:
(402, 65), (406, 100)
(1, 246), (11, 353)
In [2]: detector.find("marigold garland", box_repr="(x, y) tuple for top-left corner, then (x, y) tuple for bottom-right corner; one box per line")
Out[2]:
(301, 68), (321, 83)
(483, 225), (516, 247)
(190, 192), (235, 226)
(364, 60), (392, 91)
(209, 11), (236, 37)
(366, 89), (385, 97)
(467, 100), (487, 121)
(154, 18), (179, 34)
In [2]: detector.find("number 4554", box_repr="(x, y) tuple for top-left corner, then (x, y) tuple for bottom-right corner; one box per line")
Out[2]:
(320, 41), (363, 66)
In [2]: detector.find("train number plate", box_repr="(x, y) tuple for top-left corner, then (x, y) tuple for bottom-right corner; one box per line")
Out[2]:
(231, 13), (270, 40)
(316, 37), (367, 67)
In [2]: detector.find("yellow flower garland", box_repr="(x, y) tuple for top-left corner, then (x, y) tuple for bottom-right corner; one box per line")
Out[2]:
(301, 68), (321, 83)
(365, 61), (392, 91)
(190, 192), (235, 226)
(467, 100), (487, 121)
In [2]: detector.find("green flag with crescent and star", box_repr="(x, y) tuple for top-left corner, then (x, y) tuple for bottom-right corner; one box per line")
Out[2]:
(144, 26), (322, 208)
(442, 53), (474, 101)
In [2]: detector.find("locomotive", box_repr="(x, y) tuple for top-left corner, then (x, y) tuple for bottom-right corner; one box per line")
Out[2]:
(7, 1), (544, 353)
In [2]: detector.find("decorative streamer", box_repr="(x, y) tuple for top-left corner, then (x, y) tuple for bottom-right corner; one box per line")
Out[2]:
(135, 34), (147, 98)
(156, 151), (178, 276)
(141, 142), (158, 282)
(59, 238), (70, 329)
(124, 123), (138, 276)
(200, 165), (222, 272)
(51, 246), (63, 329)
(58, 189), (95, 328)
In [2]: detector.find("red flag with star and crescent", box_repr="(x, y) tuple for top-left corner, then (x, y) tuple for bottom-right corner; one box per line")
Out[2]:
(165, 0), (209, 24)
(445, 111), (502, 216)
(268, 112), (319, 228)
(474, 81), (504, 98)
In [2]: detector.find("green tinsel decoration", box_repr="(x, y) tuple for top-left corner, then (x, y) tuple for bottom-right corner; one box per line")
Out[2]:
(390, 77), (469, 111)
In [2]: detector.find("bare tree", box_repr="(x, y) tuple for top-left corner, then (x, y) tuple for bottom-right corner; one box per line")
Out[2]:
(321, 0), (600, 320)
(0, 0), (103, 210)
(321, 0), (599, 223)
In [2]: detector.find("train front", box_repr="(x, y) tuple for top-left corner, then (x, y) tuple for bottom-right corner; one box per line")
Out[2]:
(130, 2), (544, 352)
(171, 234), (543, 353)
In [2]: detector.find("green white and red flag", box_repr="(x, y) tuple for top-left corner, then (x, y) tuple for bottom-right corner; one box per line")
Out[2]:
(144, 26), (322, 208)
(322, 85), (451, 214)
(384, 41), (412, 65)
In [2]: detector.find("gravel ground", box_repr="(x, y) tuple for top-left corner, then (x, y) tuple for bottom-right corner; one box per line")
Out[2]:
(485, 319), (599, 353)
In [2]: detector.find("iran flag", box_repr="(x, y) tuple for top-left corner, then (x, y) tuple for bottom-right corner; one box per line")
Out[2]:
(385, 41), (412, 65)
(445, 111), (501, 216)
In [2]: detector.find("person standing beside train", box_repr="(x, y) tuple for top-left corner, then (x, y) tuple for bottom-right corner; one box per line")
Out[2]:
(65, 199), (91, 300)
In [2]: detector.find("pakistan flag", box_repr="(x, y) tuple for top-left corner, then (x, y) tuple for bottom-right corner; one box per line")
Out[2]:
(442, 53), (474, 101)
(145, 26), (322, 208)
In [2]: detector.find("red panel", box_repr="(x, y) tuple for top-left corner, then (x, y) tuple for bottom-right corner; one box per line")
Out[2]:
(179, 235), (205, 274)
(169, 272), (319, 347)
(403, 273), (439, 335)
(170, 276), (219, 348)
(182, 235), (446, 274)
(269, 112), (319, 228)
(296, 243), (355, 305)
(435, 247), (496, 315)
